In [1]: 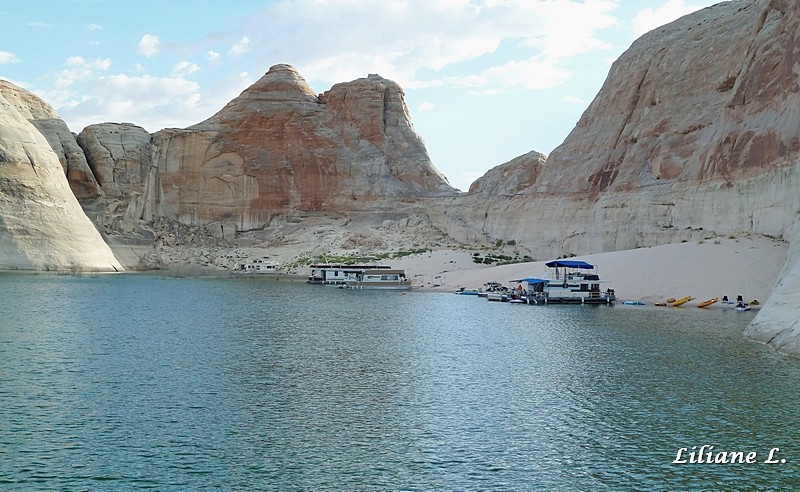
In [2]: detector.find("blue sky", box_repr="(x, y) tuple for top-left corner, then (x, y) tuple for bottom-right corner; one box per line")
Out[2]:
(1, 0), (725, 191)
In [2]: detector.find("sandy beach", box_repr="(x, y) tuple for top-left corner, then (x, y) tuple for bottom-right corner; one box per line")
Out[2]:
(392, 236), (788, 307)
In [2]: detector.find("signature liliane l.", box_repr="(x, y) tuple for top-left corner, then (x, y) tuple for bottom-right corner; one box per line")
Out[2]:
(673, 445), (787, 464)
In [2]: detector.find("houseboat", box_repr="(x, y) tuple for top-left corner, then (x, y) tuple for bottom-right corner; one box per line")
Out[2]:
(519, 260), (615, 305)
(307, 263), (412, 290)
(233, 257), (280, 274)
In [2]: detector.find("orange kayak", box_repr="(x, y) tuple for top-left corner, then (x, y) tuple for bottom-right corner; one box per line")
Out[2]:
(697, 297), (719, 308)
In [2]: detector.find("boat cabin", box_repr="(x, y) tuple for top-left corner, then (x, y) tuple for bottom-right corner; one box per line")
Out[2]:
(308, 263), (412, 289)
(235, 257), (280, 274)
(519, 260), (615, 304)
(307, 263), (392, 285)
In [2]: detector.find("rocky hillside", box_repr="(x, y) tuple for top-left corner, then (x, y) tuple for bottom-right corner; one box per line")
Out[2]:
(0, 80), (122, 271)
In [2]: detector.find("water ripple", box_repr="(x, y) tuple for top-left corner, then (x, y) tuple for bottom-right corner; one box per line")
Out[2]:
(1, 276), (799, 490)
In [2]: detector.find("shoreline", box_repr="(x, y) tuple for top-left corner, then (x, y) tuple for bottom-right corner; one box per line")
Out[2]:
(2, 235), (788, 310)
(393, 236), (788, 308)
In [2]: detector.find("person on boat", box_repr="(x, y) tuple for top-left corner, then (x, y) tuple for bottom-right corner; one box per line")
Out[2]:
(722, 295), (728, 302)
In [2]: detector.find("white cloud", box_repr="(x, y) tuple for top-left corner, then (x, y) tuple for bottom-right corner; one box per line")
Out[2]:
(239, 0), (619, 93)
(27, 21), (49, 28)
(632, 0), (721, 38)
(53, 57), (112, 89)
(207, 50), (220, 62)
(229, 37), (250, 57)
(480, 58), (572, 91)
(417, 102), (435, 112)
(66, 56), (112, 70)
(0, 51), (20, 64)
(87, 23), (102, 31)
(172, 61), (200, 77)
(138, 34), (160, 57)
(562, 95), (584, 104)
(55, 74), (208, 132)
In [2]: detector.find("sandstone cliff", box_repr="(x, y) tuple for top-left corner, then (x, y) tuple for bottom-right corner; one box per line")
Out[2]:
(63, 65), (460, 262)
(443, 0), (800, 353)
(441, 0), (799, 257)
(0, 81), (122, 271)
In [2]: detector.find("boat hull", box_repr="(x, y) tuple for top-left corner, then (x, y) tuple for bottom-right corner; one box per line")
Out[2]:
(671, 296), (692, 307)
(697, 297), (719, 308)
(541, 296), (615, 305)
(339, 282), (413, 290)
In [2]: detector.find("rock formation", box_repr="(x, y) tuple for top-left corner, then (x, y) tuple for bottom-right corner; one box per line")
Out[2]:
(88, 65), (454, 233)
(442, 0), (800, 353)
(442, 0), (799, 257)
(58, 65), (459, 258)
(6, 0), (800, 352)
(0, 81), (122, 271)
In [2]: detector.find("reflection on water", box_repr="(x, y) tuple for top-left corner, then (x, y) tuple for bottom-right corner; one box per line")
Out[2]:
(1, 273), (798, 490)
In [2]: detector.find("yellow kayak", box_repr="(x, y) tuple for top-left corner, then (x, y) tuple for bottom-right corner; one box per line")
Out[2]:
(697, 297), (719, 308)
(671, 296), (692, 307)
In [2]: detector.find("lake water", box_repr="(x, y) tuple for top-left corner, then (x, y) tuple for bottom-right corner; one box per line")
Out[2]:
(1, 273), (799, 490)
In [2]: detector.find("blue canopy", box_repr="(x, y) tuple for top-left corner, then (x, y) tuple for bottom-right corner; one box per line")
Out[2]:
(518, 277), (550, 284)
(545, 260), (594, 269)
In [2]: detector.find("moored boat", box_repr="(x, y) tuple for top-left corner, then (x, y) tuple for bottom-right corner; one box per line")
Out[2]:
(455, 287), (482, 295)
(477, 281), (507, 298)
(517, 260), (616, 305)
(233, 257), (280, 274)
(308, 263), (412, 290)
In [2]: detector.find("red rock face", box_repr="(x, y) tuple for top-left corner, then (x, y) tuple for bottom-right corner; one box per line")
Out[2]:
(146, 64), (455, 230)
(533, 0), (800, 195)
(468, 151), (546, 195)
(421, 0), (800, 261)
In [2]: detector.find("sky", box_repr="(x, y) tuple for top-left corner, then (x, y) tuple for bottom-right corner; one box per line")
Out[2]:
(1, 0), (726, 191)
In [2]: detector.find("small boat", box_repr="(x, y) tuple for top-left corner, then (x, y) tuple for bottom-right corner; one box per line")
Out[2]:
(697, 297), (719, 308)
(666, 297), (677, 304)
(735, 302), (751, 312)
(671, 296), (692, 307)
(654, 302), (667, 307)
(486, 292), (510, 302)
(454, 287), (481, 295)
(621, 300), (645, 305)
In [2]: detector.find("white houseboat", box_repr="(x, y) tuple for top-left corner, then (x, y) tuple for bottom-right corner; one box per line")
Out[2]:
(233, 257), (281, 274)
(307, 263), (413, 290)
(519, 260), (615, 305)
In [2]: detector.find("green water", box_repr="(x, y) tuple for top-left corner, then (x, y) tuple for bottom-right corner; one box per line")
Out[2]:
(1, 273), (798, 490)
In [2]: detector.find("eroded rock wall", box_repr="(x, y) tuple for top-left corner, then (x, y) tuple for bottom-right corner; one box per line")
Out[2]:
(0, 81), (122, 271)
(441, 0), (799, 258)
